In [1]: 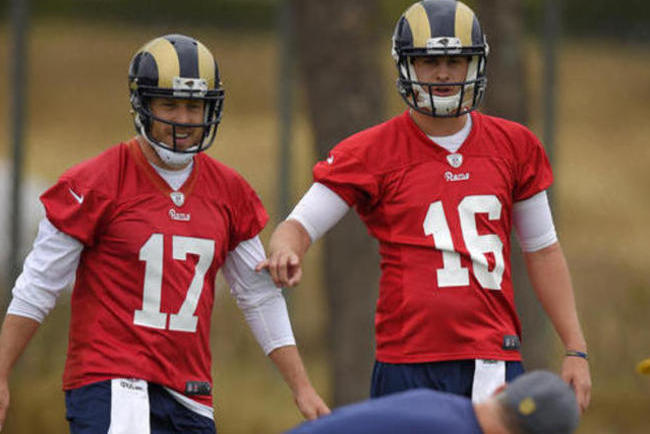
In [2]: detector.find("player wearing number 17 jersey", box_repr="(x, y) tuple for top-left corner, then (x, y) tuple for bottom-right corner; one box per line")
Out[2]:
(259, 0), (590, 413)
(40, 138), (268, 407)
(0, 34), (329, 433)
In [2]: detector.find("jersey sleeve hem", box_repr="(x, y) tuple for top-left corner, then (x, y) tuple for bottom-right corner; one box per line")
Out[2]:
(6, 298), (46, 323)
(518, 234), (558, 252)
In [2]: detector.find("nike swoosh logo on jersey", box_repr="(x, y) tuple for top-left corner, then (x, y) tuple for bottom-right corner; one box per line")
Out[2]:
(68, 188), (84, 204)
(326, 155), (334, 164)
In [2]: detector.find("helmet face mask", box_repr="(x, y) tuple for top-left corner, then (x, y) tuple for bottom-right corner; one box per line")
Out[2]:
(392, 0), (488, 118)
(128, 34), (225, 157)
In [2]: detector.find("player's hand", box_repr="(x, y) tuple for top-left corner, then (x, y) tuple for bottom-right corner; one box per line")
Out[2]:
(256, 249), (303, 288)
(294, 386), (331, 420)
(0, 376), (10, 431)
(561, 355), (591, 413)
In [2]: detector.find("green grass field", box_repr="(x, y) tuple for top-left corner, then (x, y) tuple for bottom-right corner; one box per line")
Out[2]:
(0, 20), (649, 433)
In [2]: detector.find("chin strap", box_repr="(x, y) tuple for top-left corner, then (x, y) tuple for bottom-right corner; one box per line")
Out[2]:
(151, 141), (197, 168)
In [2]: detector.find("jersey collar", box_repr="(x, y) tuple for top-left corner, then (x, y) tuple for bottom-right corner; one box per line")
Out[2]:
(403, 109), (481, 155)
(127, 137), (200, 203)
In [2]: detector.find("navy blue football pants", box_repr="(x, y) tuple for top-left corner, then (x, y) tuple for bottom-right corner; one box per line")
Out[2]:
(371, 359), (525, 398)
(65, 380), (216, 433)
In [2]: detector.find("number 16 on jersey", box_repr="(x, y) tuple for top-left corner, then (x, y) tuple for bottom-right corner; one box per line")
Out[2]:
(423, 194), (505, 290)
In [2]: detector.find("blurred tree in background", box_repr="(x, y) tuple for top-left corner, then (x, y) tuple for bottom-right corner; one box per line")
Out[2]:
(525, 0), (649, 41)
(291, 0), (384, 407)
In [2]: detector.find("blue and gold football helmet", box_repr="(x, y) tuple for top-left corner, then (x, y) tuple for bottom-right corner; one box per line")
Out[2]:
(392, 0), (488, 117)
(128, 34), (225, 154)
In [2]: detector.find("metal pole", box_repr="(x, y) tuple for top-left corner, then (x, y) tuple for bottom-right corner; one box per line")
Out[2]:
(8, 0), (30, 305)
(277, 0), (293, 221)
(543, 0), (559, 201)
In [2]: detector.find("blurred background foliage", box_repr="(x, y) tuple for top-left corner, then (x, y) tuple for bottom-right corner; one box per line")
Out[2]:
(1, 0), (649, 433)
(1, 0), (649, 39)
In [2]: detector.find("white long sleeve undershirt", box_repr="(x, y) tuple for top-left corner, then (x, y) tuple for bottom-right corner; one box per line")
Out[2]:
(288, 183), (557, 252)
(7, 219), (295, 355)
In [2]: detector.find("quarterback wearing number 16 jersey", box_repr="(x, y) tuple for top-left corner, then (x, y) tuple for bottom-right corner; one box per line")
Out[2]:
(262, 0), (589, 410)
(313, 110), (552, 364)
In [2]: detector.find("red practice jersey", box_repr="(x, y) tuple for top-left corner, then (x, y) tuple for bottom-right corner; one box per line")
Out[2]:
(313, 111), (553, 364)
(41, 138), (268, 406)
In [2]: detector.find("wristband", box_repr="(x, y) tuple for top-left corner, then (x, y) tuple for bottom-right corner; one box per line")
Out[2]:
(565, 350), (589, 360)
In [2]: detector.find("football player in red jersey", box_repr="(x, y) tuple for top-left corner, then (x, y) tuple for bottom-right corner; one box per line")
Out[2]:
(257, 0), (591, 413)
(0, 34), (329, 433)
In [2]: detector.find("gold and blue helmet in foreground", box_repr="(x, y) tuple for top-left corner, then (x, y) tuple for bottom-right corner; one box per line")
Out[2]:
(128, 34), (225, 154)
(392, 0), (488, 117)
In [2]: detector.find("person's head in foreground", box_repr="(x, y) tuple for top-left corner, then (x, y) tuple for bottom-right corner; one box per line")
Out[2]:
(286, 370), (580, 434)
(482, 370), (580, 434)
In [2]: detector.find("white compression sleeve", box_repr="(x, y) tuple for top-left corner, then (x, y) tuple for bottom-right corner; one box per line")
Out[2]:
(7, 218), (83, 322)
(222, 236), (296, 355)
(512, 191), (558, 252)
(287, 183), (350, 242)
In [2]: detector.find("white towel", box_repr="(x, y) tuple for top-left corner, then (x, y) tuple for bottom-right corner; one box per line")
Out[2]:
(108, 378), (150, 434)
(471, 359), (506, 403)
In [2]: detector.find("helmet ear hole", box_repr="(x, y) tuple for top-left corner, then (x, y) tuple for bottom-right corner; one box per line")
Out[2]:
(130, 93), (143, 110)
